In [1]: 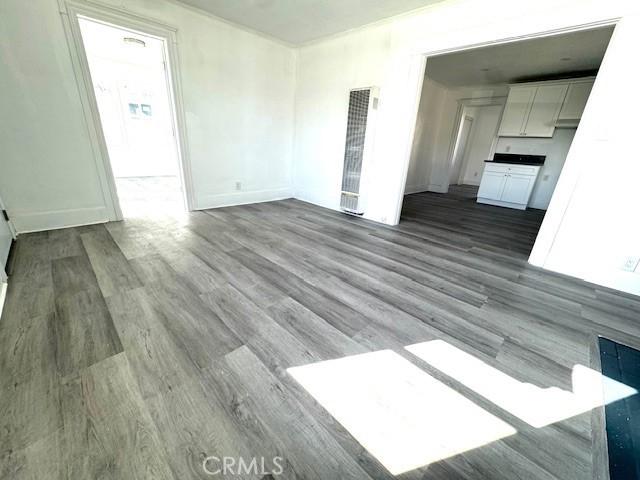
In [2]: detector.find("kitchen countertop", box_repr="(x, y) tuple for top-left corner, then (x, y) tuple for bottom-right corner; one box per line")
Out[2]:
(485, 153), (546, 166)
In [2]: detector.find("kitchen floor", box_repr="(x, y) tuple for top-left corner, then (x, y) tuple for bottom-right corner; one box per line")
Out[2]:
(1, 197), (638, 479)
(402, 184), (546, 257)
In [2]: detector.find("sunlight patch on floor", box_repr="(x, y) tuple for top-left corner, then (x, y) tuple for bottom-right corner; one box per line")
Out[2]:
(115, 176), (185, 218)
(405, 340), (638, 428)
(287, 350), (516, 475)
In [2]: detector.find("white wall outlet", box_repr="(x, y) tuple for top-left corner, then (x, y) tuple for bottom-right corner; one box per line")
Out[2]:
(235, 181), (242, 191)
(621, 256), (640, 272)
(543, 175), (550, 181)
(474, 172), (478, 177)
(505, 145), (511, 152)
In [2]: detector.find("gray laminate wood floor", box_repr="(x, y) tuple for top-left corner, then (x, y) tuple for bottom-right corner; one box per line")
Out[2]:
(2, 191), (639, 479)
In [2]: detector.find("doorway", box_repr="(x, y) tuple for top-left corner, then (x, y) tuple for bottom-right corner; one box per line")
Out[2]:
(401, 25), (614, 257)
(449, 115), (473, 185)
(77, 17), (185, 218)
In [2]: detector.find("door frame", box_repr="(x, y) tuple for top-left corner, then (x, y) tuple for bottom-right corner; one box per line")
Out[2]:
(392, 18), (620, 265)
(448, 114), (474, 186)
(58, 0), (195, 219)
(445, 97), (506, 189)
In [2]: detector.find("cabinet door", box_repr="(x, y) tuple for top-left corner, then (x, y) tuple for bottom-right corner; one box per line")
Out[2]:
(477, 171), (507, 200)
(558, 81), (594, 120)
(500, 173), (536, 205)
(523, 84), (568, 137)
(498, 86), (536, 136)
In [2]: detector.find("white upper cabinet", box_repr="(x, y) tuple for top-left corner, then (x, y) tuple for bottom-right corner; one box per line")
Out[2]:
(498, 86), (536, 137)
(498, 77), (593, 138)
(558, 79), (594, 121)
(524, 84), (568, 137)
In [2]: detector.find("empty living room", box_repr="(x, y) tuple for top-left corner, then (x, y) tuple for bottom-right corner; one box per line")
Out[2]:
(2, 0), (640, 479)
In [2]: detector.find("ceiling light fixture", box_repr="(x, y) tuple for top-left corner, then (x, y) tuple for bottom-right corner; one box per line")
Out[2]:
(123, 37), (146, 47)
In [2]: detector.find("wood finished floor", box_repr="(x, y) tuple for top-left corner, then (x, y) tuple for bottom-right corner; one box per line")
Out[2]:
(2, 190), (640, 479)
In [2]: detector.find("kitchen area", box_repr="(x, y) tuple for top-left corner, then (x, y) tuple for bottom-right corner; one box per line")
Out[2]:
(403, 25), (614, 254)
(477, 77), (594, 210)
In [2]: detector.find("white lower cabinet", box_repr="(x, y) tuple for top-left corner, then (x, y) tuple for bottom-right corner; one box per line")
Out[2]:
(477, 171), (507, 200)
(477, 163), (540, 210)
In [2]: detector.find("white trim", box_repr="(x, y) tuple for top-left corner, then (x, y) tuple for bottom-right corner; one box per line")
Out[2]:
(197, 187), (292, 210)
(426, 183), (448, 194)
(10, 207), (109, 234)
(404, 184), (431, 195)
(0, 280), (7, 320)
(161, 0), (295, 48)
(0, 192), (17, 239)
(454, 99), (507, 188)
(477, 198), (527, 210)
(58, 0), (195, 218)
(391, 53), (427, 223)
(446, 96), (507, 189)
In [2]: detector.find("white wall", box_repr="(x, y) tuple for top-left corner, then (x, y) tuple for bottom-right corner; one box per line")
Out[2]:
(460, 104), (503, 185)
(404, 78), (457, 194)
(0, 0), (110, 232)
(495, 129), (576, 210)
(0, 0), (296, 232)
(292, 23), (392, 210)
(531, 15), (640, 295)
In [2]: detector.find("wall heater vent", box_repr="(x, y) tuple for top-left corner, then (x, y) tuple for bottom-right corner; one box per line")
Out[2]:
(340, 87), (379, 215)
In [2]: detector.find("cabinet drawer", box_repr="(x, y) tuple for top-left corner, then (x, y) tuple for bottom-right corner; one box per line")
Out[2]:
(508, 165), (539, 175)
(484, 164), (510, 174)
(484, 164), (538, 176)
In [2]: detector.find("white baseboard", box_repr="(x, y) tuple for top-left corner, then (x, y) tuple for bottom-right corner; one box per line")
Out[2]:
(477, 197), (526, 210)
(11, 206), (109, 233)
(196, 187), (292, 210)
(404, 184), (430, 195)
(292, 189), (341, 212)
(427, 184), (448, 193)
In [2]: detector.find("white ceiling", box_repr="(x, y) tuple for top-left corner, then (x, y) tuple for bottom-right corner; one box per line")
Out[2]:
(173, 0), (444, 44)
(426, 26), (615, 87)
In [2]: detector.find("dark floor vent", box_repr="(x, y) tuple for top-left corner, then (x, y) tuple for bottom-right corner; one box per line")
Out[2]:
(600, 337), (640, 480)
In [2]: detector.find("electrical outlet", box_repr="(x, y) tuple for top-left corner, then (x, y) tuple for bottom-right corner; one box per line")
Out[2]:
(505, 145), (511, 152)
(543, 175), (550, 181)
(235, 182), (242, 191)
(621, 256), (640, 272)
(474, 172), (478, 177)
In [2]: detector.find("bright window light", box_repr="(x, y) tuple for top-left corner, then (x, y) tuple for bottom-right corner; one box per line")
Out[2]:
(405, 340), (637, 428)
(287, 350), (516, 475)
